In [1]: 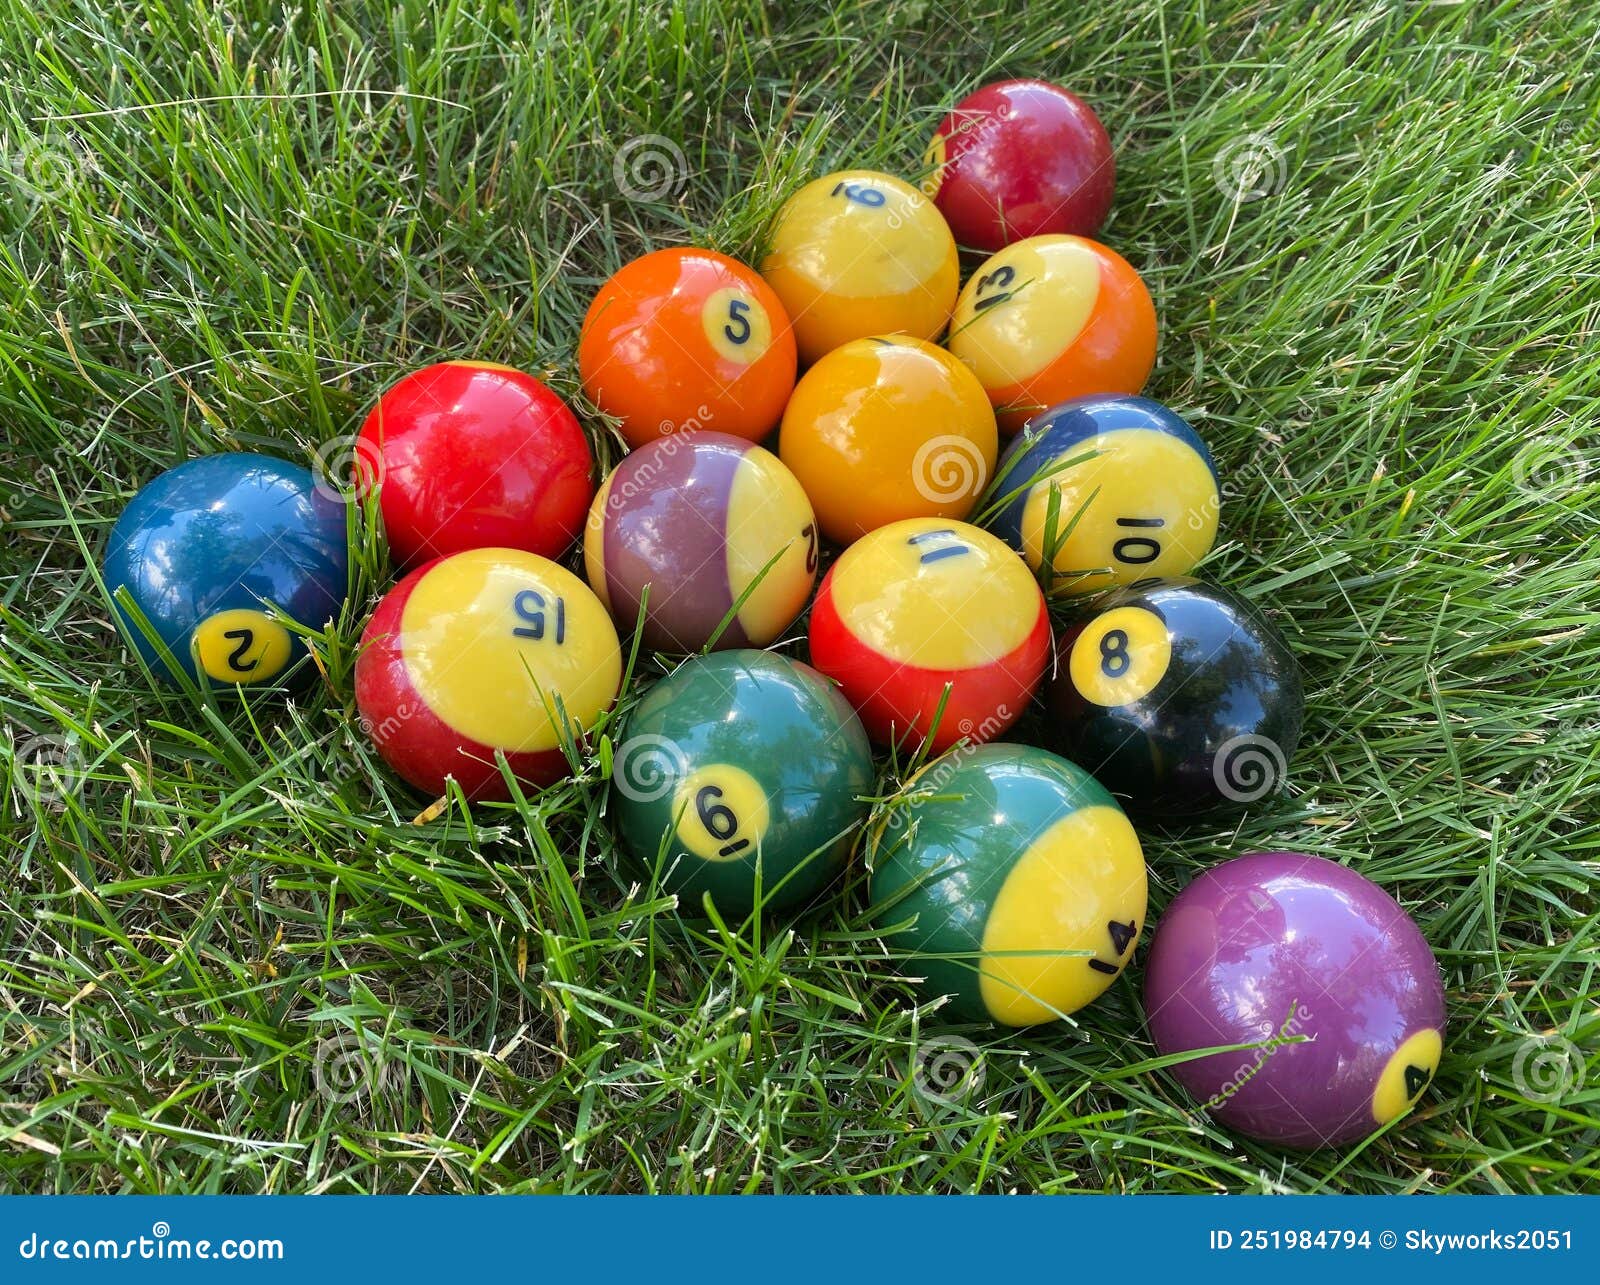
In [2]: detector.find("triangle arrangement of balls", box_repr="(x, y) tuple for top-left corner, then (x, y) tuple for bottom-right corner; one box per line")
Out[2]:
(102, 78), (1444, 1153)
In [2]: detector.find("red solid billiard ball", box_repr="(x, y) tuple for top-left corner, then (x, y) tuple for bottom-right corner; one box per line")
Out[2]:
(923, 79), (1115, 252)
(808, 517), (1049, 752)
(356, 361), (595, 567)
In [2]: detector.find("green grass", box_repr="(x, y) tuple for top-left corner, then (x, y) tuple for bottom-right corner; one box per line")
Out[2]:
(2, 0), (1597, 1194)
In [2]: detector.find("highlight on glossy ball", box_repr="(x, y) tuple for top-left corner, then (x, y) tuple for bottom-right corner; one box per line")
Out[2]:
(103, 453), (348, 689)
(779, 336), (996, 546)
(808, 518), (1048, 753)
(578, 247), (797, 448)
(1145, 851), (1446, 1149)
(945, 234), (1156, 435)
(584, 431), (818, 654)
(990, 395), (1218, 592)
(356, 361), (595, 567)
(612, 650), (874, 916)
(924, 78), (1115, 251)
(870, 744), (1146, 1025)
(355, 547), (622, 800)
(760, 170), (960, 365)
(1048, 578), (1302, 820)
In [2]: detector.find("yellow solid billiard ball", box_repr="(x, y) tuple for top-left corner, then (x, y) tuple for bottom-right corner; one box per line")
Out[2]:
(760, 171), (960, 364)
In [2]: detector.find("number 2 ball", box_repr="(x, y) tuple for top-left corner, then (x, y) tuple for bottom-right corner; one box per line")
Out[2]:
(1048, 578), (1303, 819)
(991, 395), (1218, 593)
(355, 548), (621, 799)
(613, 650), (874, 915)
(870, 744), (1146, 1025)
(924, 78), (1115, 251)
(103, 453), (347, 688)
(1145, 852), (1446, 1149)
(578, 248), (796, 447)
(946, 234), (1157, 435)
(356, 361), (595, 566)
(809, 518), (1048, 752)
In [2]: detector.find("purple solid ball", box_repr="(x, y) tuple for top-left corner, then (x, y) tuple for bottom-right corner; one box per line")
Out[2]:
(1144, 852), (1446, 1149)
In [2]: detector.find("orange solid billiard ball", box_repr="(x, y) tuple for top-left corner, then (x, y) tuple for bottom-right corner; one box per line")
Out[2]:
(778, 336), (996, 546)
(760, 171), (960, 365)
(578, 247), (797, 448)
(945, 234), (1157, 435)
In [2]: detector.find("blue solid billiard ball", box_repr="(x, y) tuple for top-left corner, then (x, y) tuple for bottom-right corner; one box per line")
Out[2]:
(103, 453), (348, 687)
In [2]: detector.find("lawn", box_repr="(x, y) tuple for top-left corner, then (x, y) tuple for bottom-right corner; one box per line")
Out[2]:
(1, 0), (1597, 1195)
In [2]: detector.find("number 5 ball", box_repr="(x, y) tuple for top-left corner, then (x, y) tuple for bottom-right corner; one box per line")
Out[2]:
(870, 744), (1146, 1025)
(946, 235), (1157, 435)
(1145, 852), (1446, 1149)
(355, 548), (621, 800)
(809, 518), (1048, 752)
(991, 395), (1218, 592)
(578, 248), (796, 447)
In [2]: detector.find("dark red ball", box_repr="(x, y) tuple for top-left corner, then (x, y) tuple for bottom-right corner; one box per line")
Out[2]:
(924, 79), (1115, 251)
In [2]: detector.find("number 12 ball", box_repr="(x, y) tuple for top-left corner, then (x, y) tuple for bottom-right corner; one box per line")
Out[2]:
(104, 453), (347, 688)
(991, 395), (1218, 593)
(578, 248), (797, 447)
(1145, 852), (1446, 1149)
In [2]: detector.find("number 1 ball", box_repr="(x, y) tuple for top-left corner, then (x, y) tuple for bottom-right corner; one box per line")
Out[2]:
(356, 361), (595, 566)
(808, 518), (1048, 752)
(945, 235), (1157, 435)
(613, 650), (874, 915)
(104, 453), (347, 688)
(1048, 578), (1303, 819)
(924, 78), (1115, 251)
(355, 547), (621, 799)
(1145, 852), (1446, 1149)
(991, 395), (1219, 593)
(870, 744), (1146, 1025)
(578, 248), (797, 447)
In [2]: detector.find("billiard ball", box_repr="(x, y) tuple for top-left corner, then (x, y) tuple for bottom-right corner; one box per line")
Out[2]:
(584, 431), (817, 654)
(945, 235), (1157, 435)
(103, 453), (347, 688)
(923, 79), (1115, 251)
(1145, 852), (1446, 1149)
(355, 361), (594, 566)
(1047, 578), (1303, 819)
(612, 650), (874, 915)
(760, 170), (960, 364)
(870, 744), (1146, 1025)
(355, 547), (621, 799)
(578, 247), (797, 448)
(990, 395), (1218, 592)
(808, 518), (1048, 752)
(779, 336), (996, 545)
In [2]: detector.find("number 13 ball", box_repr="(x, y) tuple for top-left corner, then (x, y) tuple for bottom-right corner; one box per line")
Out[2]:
(808, 518), (1048, 752)
(355, 548), (621, 800)
(578, 248), (797, 447)
(1145, 852), (1446, 1149)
